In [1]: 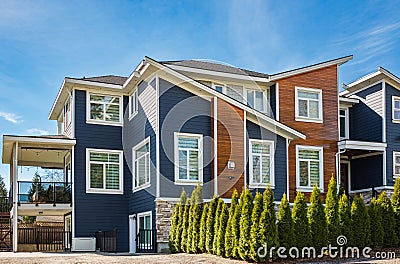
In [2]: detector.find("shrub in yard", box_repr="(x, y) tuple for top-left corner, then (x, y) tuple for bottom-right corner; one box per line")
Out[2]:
(338, 194), (352, 246)
(308, 186), (327, 250)
(369, 197), (384, 248)
(180, 198), (190, 252)
(199, 203), (208, 253)
(238, 188), (253, 261)
(249, 192), (263, 262)
(189, 184), (203, 253)
(292, 191), (310, 249)
(205, 196), (219, 253)
(392, 178), (400, 240)
(377, 191), (399, 247)
(213, 198), (224, 254)
(325, 177), (339, 245)
(169, 200), (179, 253)
(277, 193), (294, 249)
(216, 203), (229, 256)
(171, 189), (187, 252)
(231, 192), (242, 259)
(351, 195), (370, 247)
(224, 189), (239, 258)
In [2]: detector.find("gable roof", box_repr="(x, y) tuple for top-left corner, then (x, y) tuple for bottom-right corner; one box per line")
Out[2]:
(68, 75), (128, 85)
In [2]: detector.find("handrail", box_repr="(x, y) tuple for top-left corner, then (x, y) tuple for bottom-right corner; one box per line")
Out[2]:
(17, 181), (72, 204)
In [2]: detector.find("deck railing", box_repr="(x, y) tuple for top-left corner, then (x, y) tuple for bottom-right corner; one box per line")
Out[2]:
(136, 229), (156, 253)
(17, 181), (72, 204)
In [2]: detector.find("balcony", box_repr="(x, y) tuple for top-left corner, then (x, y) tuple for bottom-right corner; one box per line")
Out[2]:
(18, 181), (72, 205)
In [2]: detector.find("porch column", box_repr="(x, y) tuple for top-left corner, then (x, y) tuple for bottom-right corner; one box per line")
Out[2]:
(12, 142), (18, 252)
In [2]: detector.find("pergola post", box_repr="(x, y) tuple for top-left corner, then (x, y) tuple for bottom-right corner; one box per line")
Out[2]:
(12, 141), (18, 252)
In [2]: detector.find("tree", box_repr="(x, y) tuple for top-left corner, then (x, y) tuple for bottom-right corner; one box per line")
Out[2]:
(205, 197), (219, 253)
(169, 201), (180, 253)
(231, 191), (242, 259)
(325, 177), (339, 245)
(238, 188), (253, 261)
(377, 191), (399, 247)
(225, 189), (239, 258)
(392, 178), (400, 240)
(292, 191), (310, 249)
(0, 175), (7, 197)
(180, 198), (190, 252)
(199, 203), (209, 253)
(351, 196), (370, 247)
(338, 194), (352, 246)
(277, 193), (294, 249)
(189, 184), (203, 253)
(249, 192), (263, 262)
(212, 198), (224, 254)
(369, 197), (384, 248)
(173, 189), (187, 252)
(308, 186), (327, 250)
(216, 203), (229, 256)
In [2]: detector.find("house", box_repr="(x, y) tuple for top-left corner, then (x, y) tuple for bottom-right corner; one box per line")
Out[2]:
(339, 67), (400, 199)
(1, 55), (352, 253)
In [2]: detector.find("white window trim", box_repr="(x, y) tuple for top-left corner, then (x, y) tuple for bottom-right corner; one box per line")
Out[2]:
(129, 89), (138, 120)
(339, 108), (349, 140)
(64, 97), (72, 133)
(137, 211), (152, 247)
(295, 86), (323, 123)
(393, 151), (400, 178)
(174, 132), (203, 185)
(296, 145), (324, 192)
(248, 139), (275, 189)
(86, 91), (123, 126)
(132, 137), (151, 192)
(392, 96), (400, 123)
(86, 148), (124, 194)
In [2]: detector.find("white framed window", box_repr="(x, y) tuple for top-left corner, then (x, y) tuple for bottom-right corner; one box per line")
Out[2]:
(246, 89), (269, 114)
(339, 108), (349, 139)
(86, 148), (123, 194)
(392, 96), (400, 122)
(64, 97), (72, 130)
(296, 145), (324, 192)
(249, 139), (274, 188)
(174, 132), (203, 184)
(137, 211), (152, 246)
(132, 138), (150, 191)
(212, 83), (244, 103)
(295, 87), (323, 123)
(394, 152), (400, 178)
(129, 90), (138, 119)
(86, 92), (122, 125)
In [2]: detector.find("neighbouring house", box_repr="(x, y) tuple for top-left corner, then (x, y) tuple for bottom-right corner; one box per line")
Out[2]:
(1, 55), (354, 253)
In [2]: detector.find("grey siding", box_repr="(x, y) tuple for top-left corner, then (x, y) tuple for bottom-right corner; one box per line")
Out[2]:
(158, 78), (213, 199)
(351, 154), (383, 190)
(246, 120), (287, 200)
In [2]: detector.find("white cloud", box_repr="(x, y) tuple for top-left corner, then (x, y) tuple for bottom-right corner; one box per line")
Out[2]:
(26, 128), (49, 135)
(0, 111), (22, 124)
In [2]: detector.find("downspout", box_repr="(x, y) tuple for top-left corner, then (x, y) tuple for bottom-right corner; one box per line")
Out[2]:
(335, 149), (346, 192)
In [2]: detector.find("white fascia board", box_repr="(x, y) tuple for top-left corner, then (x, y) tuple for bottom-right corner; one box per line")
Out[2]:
(338, 140), (386, 151)
(3, 136), (76, 146)
(145, 57), (306, 140)
(347, 70), (382, 88)
(64, 78), (123, 89)
(339, 97), (359, 104)
(49, 79), (67, 120)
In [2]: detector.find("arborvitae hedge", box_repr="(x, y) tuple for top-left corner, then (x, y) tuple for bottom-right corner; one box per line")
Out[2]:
(338, 194), (352, 246)
(224, 189), (239, 258)
(169, 199), (179, 253)
(249, 192), (263, 262)
(213, 198), (224, 254)
(292, 191), (310, 249)
(351, 196), (370, 247)
(216, 203), (229, 256)
(308, 186), (327, 250)
(392, 178), (400, 240)
(325, 177), (339, 245)
(369, 197), (384, 248)
(199, 203), (208, 253)
(172, 189), (187, 252)
(189, 184), (203, 253)
(180, 198), (190, 252)
(205, 197), (218, 253)
(231, 193), (242, 259)
(377, 191), (399, 247)
(277, 193), (294, 249)
(238, 188), (253, 261)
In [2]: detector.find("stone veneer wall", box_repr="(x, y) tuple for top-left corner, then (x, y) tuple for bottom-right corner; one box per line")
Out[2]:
(349, 188), (394, 205)
(155, 199), (178, 253)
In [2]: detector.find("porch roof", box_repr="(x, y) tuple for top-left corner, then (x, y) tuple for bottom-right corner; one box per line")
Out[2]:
(338, 140), (386, 152)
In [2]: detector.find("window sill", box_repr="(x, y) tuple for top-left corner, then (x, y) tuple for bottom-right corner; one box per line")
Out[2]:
(132, 183), (150, 193)
(295, 117), (323, 124)
(249, 184), (275, 189)
(86, 189), (123, 195)
(86, 119), (123, 127)
(296, 187), (324, 193)
(174, 180), (203, 186)
(392, 119), (400, 124)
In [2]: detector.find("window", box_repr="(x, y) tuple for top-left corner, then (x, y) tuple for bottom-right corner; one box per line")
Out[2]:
(129, 90), (138, 118)
(296, 146), (323, 191)
(394, 152), (400, 178)
(86, 149), (123, 194)
(393, 96), (400, 122)
(64, 97), (71, 129)
(212, 83), (244, 103)
(87, 93), (122, 124)
(246, 90), (268, 113)
(249, 139), (274, 188)
(133, 138), (150, 190)
(339, 108), (349, 139)
(174, 133), (203, 184)
(137, 211), (152, 246)
(295, 87), (322, 122)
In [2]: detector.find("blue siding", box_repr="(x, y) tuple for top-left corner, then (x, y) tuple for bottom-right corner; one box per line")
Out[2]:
(351, 154), (383, 190)
(246, 120), (287, 200)
(269, 84), (277, 119)
(349, 83), (383, 142)
(74, 89), (129, 252)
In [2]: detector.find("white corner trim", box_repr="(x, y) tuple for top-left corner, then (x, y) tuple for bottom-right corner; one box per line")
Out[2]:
(275, 83), (280, 121)
(156, 75), (161, 198)
(213, 97), (218, 196)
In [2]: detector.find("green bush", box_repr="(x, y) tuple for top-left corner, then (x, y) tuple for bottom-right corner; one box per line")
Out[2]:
(189, 184), (203, 253)
(169, 202), (179, 253)
(377, 191), (399, 247)
(351, 196), (370, 247)
(172, 189), (187, 252)
(249, 192), (264, 262)
(292, 191), (310, 248)
(216, 203), (229, 256)
(213, 198), (224, 254)
(338, 194), (352, 246)
(231, 192), (242, 259)
(277, 193), (294, 249)
(392, 178), (400, 240)
(180, 198), (190, 252)
(199, 203), (208, 253)
(325, 177), (339, 245)
(308, 186), (327, 250)
(205, 197), (219, 253)
(238, 188), (253, 261)
(369, 197), (384, 248)
(225, 189), (239, 258)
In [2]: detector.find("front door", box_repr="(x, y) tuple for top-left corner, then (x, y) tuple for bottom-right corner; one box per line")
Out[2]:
(129, 215), (136, 253)
(340, 163), (349, 194)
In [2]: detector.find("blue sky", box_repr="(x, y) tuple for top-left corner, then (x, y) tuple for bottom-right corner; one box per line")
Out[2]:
(1, 0), (400, 187)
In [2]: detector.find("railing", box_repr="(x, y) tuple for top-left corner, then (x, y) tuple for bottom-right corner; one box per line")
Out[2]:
(17, 181), (72, 204)
(18, 226), (69, 252)
(95, 228), (117, 253)
(0, 197), (12, 213)
(136, 229), (156, 253)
